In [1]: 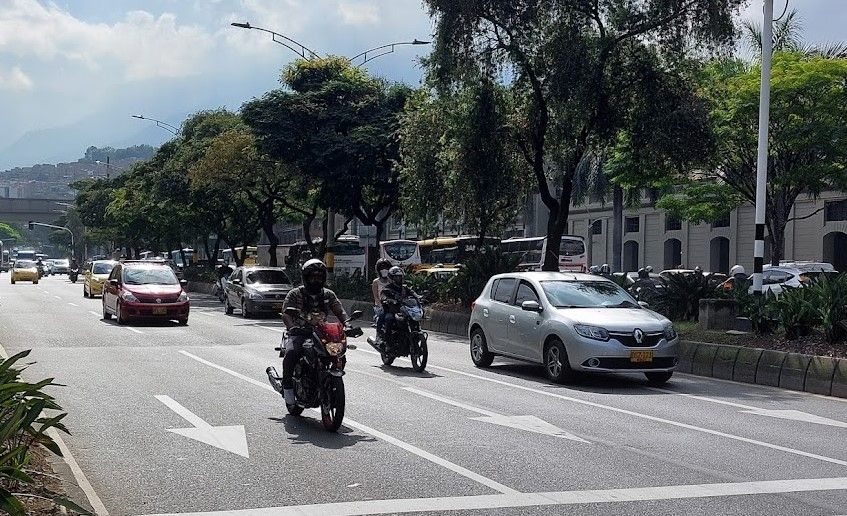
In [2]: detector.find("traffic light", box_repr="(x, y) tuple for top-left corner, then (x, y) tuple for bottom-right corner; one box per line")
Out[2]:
(27, 221), (34, 230)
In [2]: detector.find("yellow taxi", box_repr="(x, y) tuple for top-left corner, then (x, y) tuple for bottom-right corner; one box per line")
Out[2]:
(10, 260), (39, 284)
(83, 260), (118, 298)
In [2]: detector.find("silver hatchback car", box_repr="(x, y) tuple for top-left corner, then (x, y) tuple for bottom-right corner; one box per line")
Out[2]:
(468, 272), (678, 384)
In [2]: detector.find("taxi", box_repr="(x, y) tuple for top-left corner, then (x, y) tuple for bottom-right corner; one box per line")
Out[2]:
(84, 260), (118, 298)
(10, 260), (39, 284)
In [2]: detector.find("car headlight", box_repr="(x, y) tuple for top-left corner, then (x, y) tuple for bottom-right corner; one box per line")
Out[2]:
(248, 292), (264, 300)
(574, 324), (609, 341)
(178, 291), (189, 302)
(121, 291), (138, 302)
(664, 324), (678, 340)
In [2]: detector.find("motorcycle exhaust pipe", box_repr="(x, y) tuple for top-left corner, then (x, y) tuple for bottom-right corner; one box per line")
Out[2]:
(266, 366), (283, 393)
(366, 337), (381, 352)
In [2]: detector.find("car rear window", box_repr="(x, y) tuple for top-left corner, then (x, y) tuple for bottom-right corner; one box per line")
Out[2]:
(15, 260), (35, 268)
(92, 262), (116, 274)
(493, 278), (516, 303)
(245, 269), (290, 285)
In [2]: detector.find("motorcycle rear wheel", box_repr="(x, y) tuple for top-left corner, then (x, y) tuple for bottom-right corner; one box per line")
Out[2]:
(380, 353), (395, 366)
(286, 403), (304, 416)
(411, 336), (428, 372)
(321, 376), (345, 432)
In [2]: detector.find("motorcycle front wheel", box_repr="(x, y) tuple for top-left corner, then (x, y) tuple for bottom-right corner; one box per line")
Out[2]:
(410, 334), (428, 372)
(286, 403), (304, 416)
(321, 376), (345, 432)
(381, 352), (395, 366)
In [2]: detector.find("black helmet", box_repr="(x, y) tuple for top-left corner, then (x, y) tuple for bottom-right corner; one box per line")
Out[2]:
(387, 266), (404, 287)
(302, 258), (327, 293)
(637, 267), (648, 279)
(375, 258), (392, 273)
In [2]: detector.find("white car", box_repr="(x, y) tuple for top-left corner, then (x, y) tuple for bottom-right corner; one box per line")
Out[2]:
(753, 266), (809, 295)
(468, 272), (679, 385)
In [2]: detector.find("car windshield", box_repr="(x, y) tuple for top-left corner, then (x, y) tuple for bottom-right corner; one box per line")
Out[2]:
(55, 260), (69, 266)
(15, 260), (35, 268)
(92, 262), (116, 274)
(123, 267), (179, 285)
(384, 242), (417, 261)
(540, 280), (639, 308)
(245, 270), (290, 285)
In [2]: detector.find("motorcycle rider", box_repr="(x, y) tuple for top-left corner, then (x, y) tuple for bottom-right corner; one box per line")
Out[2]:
(371, 258), (392, 346)
(379, 266), (420, 351)
(599, 263), (612, 278)
(722, 264), (748, 291)
(632, 267), (657, 301)
(280, 259), (350, 405)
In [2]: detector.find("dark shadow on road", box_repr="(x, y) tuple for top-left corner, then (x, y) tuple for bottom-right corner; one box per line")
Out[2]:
(479, 360), (667, 395)
(270, 415), (377, 449)
(372, 364), (444, 379)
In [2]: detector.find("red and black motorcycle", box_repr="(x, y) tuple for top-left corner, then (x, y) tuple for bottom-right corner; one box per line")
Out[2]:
(268, 309), (362, 432)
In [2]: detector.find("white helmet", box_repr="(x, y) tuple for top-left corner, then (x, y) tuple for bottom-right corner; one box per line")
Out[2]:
(730, 265), (746, 276)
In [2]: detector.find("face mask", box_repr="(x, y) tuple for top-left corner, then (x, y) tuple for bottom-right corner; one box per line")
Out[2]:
(379, 269), (389, 278)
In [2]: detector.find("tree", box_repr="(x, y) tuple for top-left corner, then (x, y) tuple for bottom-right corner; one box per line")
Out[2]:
(658, 53), (847, 264)
(0, 222), (22, 243)
(423, 0), (742, 270)
(399, 79), (530, 243)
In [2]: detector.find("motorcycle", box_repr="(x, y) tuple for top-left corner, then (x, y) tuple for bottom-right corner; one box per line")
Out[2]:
(267, 308), (363, 432)
(69, 267), (80, 283)
(368, 296), (429, 372)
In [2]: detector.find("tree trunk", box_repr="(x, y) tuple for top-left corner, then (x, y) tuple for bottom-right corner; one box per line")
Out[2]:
(542, 214), (564, 271)
(612, 186), (623, 272)
(768, 219), (786, 266)
(259, 199), (279, 267)
(231, 245), (244, 267)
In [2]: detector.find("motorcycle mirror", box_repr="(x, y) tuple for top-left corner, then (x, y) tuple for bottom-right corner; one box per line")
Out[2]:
(349, 310), (363, 321)
(347, 344), (358, 350)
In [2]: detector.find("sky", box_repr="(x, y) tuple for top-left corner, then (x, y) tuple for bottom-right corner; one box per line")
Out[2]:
(1, 0), (845, 170)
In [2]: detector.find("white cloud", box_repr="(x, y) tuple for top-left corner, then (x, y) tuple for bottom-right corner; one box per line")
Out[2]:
(337, 1), (380, 26)
(0, 66), (33, 91)
(0, 0), (215, 80)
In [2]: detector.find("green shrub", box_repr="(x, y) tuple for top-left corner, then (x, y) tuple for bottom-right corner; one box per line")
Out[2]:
(653, 273), (721, 321)
(0, 350), (88, 515)
(444, 248), (520, 306)
(773, 285), (819, 339)
(808, 273), (847, 343)
(328, 270), (372, 302)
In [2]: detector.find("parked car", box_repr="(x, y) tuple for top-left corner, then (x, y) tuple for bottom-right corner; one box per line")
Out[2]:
(52, 259), (71, 275)
(10, 260), (39, 284)
(224, 266), (293, 317)
(84, 260), (119, 297)
(102, 261), (189, 325)
(468, 272), (678, 384)
(750, 266), (809, 295)
(775, 261), (837, 279)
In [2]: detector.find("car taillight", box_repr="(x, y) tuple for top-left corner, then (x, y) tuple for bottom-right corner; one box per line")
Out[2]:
(800, 274), (811, 284)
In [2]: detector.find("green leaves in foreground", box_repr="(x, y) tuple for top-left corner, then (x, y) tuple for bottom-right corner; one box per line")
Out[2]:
(0, 350), (89, 515)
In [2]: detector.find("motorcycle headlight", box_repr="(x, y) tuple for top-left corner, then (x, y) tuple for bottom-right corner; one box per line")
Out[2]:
(325, 341), (345, 356)
(178, 291), (189, 302)
(248, 292), (264, 300)
(574, 324), (610, 341)
(664, 323), (678, 341)
(121, 291), (138, 302)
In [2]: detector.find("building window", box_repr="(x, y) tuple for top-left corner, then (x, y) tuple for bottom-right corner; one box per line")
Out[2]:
(591, 220), (602, 235)
(665, 216), (682, 231)
(824, 200), (847, 222)
(712, 213), (730, 228)
(625, 216), (640, 234)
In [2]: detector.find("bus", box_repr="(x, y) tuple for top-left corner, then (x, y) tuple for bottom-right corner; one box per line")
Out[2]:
(15, 250), (37, 263)
(328, 235), (366, 276)
(500, 235), (587, 272)
(222, 246), (258, 266)
(380, 239), (421, 267)
(417, 236), (500, 268)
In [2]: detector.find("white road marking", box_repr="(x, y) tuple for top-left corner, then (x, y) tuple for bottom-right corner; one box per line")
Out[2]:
(54, 295), (62, 299)
(88, 311), (100, 317)
(355, 348), (847, 467)
(138, 476), (847, 516)
(676, 372), (847, 405)
(125, 327), (144, 335)
(403, 387), (589, 443)
(197, 311), (217, 317)
(154, 395), (249, 458)
(178, 350), (517, 494)
(68, 302), (79, 307)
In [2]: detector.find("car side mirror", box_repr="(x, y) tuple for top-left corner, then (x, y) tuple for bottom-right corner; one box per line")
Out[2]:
(638, 301), (650, 308)
(180, 279), (188, 287)
(109, 279), (119, 286)
(521, 300), (543, 313)
(231, 279), (242, 285)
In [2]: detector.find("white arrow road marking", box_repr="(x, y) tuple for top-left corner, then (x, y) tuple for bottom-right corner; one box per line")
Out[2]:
(403, 387), (589, 443)
(68, 302), (79, 307)
(741, 408), (847, 429)
(154, 395), (249, 458)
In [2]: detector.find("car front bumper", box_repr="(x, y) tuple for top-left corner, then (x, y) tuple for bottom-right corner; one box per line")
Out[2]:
(122, 301), (190, 320)
(12, 272), (38, 282)
(567, 336), (678, 372)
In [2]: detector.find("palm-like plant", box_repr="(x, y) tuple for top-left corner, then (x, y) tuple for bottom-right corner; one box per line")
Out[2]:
(744, 8), (847, 59)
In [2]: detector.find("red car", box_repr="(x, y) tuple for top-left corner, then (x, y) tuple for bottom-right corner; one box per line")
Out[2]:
(102, 261), (190, 325)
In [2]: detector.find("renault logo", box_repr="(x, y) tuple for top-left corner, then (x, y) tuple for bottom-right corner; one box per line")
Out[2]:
(156, 298), (162, 304)
(633, 328), (644, 344)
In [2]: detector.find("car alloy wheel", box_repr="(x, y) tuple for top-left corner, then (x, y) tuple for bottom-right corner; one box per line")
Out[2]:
(546, 346), (562, 378)
(544, 339), (574, 384)
(469, 328), (494, 367)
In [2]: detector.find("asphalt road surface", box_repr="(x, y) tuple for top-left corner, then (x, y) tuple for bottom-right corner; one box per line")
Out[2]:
(1, 275), (846, 516)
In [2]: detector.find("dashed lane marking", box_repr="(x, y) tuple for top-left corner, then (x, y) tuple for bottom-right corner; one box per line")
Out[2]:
(354, 348), (847, 467)
(178, 350), (517, 495)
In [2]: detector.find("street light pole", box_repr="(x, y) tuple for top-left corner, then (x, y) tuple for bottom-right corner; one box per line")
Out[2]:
(349, 39), (431, 66)
(28, 221), (75, 259)
(752, 0), (774, 295)
(132, 114), (179, 136)
(230, 22), (321, 59)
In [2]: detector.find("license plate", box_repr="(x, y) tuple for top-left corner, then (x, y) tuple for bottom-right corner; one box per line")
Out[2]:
(630, 350), (654, 363)
(152, 307), (167, 315)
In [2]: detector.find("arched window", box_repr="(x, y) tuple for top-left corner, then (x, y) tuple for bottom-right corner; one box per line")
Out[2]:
(709, 237), (730, 274)
(823, 231), (847, 272)
(664, 239), (682, 270)
(623, 241), (639, 272)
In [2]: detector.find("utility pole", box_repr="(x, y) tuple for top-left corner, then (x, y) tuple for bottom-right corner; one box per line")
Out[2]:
(752, 0), (774, 294)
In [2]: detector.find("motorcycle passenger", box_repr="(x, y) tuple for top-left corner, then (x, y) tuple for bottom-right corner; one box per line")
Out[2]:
(280, 259), (350, 405)
(722, 264), (748, 291)
(371, 258), (392, 344)
(379, 266), (420, 351)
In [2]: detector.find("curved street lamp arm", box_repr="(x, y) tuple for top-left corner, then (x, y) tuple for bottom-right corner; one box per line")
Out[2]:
(349, 39), (430, 66)
(231, 23), (321, 59)
(132, 115), (179, 135)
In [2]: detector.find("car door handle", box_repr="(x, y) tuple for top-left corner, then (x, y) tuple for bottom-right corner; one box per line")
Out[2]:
(509, 315), (516, 324)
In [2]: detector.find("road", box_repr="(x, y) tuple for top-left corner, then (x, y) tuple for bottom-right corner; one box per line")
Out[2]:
(1, 275), (846, 515)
